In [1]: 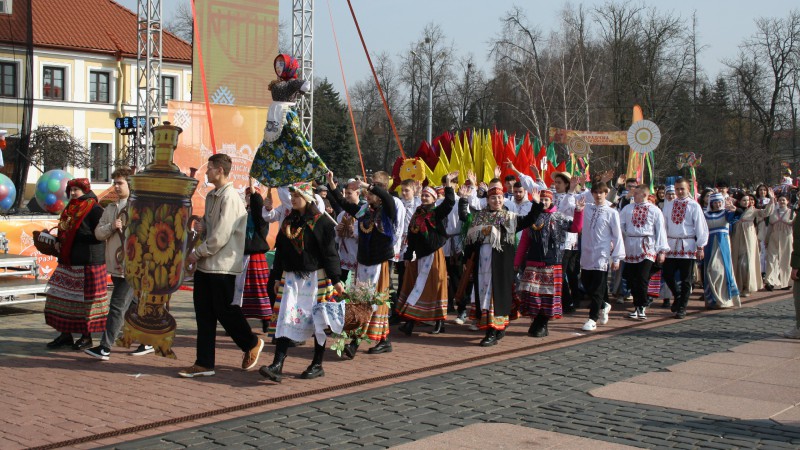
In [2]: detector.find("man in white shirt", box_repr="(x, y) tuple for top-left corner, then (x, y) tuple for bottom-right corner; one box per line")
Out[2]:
(661, 178), (709, 319)
(506, 182), (532, 216)
(619, 185), (669, 320)
(580, 183), (625, 331)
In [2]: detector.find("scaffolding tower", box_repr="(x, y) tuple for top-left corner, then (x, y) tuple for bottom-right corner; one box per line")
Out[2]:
(292, 0), (313, 145)
(135, 0), (163, 168)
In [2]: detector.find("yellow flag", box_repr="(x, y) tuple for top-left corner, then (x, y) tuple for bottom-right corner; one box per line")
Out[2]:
(483, 132), (498, 184)
(473, 130), (484, 182)
(450, 133), (464, 183)
(431, 142), (451, 186)
(462, 133), (474, 177)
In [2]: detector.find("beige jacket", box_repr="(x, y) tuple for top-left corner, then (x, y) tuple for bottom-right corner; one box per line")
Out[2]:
(94, 198), (128, 277)
(195, 182), (247, 275)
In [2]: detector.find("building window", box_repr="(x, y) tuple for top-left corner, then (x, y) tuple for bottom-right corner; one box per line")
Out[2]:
(43, 66), (65, 100)
(0, 62), (16, 97)
(0, 1), (11, 15)
(162, 76), (175, 106)
(89, 71), (110, 103)
(90, 143), (110, 182)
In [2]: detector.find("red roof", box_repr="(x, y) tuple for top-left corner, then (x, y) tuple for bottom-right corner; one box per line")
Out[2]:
(0, 0), (192, 63)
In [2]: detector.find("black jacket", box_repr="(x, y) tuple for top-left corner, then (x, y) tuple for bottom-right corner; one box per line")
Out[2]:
(65, 193), (105, 266)
(268, 210), (341, 294)
(404, 187), (455, 260)
(244, 194), (270, 255)
(329, 184), (397, 266)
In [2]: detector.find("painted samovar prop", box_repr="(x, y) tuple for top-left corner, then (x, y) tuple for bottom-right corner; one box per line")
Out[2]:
(119, 122), (198, 358)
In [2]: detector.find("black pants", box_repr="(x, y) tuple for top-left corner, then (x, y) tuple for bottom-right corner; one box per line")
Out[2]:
(623, 260), (654, 308)
(581, 269), (608, 321)
(193, 270), (258, 369)
(662, 258), (695, 312)
(561, 249), (582, 308)
(446, 253), (463, 313)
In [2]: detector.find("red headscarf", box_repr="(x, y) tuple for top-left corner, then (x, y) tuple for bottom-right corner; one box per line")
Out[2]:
(66, 178), (91, 196)
(274, 54), (299, 80)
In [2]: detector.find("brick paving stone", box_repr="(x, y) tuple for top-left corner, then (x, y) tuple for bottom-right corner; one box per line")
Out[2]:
(24, 295), (798, 449)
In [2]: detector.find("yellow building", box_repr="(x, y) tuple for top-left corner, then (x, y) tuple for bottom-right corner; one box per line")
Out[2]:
(0, 0), (192, 199)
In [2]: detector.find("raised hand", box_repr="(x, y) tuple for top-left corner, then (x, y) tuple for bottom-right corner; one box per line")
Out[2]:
(458, 184), (471, 198)
(529, 164), (541, 178)
(467, 171), (477, 186)
(616, 174), (626, 186)
(448, 171), (460, 184)
(505, 158), (517, 172)
(599, 170), (614, 184)
(494, 165), (502, 179)
(325, 170), (336, 190)
(575, 197), (586, 212)
(530, 187), (541, 204)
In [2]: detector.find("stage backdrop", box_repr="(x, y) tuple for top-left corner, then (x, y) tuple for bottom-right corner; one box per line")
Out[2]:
(192, 0), (279, 108)
(168, 101), (281, 247)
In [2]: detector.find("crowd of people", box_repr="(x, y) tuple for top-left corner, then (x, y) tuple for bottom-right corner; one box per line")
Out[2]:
(40, 154), (800, 382)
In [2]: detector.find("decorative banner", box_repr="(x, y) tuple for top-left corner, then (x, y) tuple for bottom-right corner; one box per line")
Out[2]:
(0, 218), (60, 279)
(676, 152), (702, 169)
(627, 120), (661, 154)
(568, 137), (592, 157)
(192, 0), (280, 108)
(549, 127), (628, 146)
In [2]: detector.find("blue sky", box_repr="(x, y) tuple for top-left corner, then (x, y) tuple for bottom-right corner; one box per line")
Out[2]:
(118, 0), (798, 93)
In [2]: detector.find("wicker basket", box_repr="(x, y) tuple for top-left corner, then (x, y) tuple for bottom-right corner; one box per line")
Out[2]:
(33, 228), (59, 257)
(342, 302), (374, 332)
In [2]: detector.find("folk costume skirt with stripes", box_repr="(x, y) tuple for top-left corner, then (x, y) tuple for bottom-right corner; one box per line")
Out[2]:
(396, 249), (448, 322)
(44, 264), (109, 334)
(355, 261), (390, 340)
(269, 269), (335, 341)
(517, 264), (563, 319)
(648, 270), (662, 298)
(239, 253), (272, 319)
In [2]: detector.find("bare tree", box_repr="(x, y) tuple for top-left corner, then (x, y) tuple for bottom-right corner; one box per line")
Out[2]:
(29, 126), (92, 172)
(164, 2), (193, 43)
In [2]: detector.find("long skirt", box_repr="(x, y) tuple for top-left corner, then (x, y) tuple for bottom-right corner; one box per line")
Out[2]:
(704, 232), (741, 309)
(765, 223), (793, 289)
(517, 264), (563, 319)
(396, 249), (448, 322)
(239, 253), (272, 319)
(468, 244), (509, 331)
(44, 264), (109, 334)
(648, 270), (662, 298)
(269, 269), (335, 341)
(356, 261), (391, 341)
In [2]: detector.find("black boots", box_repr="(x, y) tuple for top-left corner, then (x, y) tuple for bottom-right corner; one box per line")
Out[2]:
(46, 332), (73, 349)
(71, 334), (92, 350)
(259, 338), (289, 382)
(528, 315), (549, 337)
(429, 320), (445, 335)
(479, 328), (498, 347)
(343, 340), (359, 359)
(399, 321), (415, 336)
(300, 340), (326, 379)
(368, 338), (393, 354)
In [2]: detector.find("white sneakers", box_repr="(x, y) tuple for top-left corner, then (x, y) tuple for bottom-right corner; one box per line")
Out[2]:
(599, 303), (611, 325)
(582, 303), (612, 332)
(628, 306), (647, 320)
(784, 327), (800, 339)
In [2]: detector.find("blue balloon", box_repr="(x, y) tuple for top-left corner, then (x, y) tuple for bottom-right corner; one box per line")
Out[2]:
(50, 170), (64, 180)
(45, 193), (57, 206)
(37, 180), (48, 192)
(0, 197), (12, 210)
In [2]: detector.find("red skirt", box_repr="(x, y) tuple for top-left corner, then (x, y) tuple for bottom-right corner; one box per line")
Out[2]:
(44, 264), (109, 334)
(241, 253), (273, 319)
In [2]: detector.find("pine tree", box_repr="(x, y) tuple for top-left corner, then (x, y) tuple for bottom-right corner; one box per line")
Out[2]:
(313, 79), (357, 179)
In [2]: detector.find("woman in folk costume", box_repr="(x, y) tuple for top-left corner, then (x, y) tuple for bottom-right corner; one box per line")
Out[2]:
(325, 171), (397, 357)
(459, 184), (541, 347)
(44, 178), (108, 350)
(249, 54), (329, 187)
(514, 189), (584, 337)
(764, 193), (796, 291)
(334, 179), (363, 285)
(234, 187), (273, 333)
(260, 183), (342, 382)
(395, 176), (457, 336)
(755, 184), (772, 279)
(703, 193), (742, 308)
(731, 191), (774, 297)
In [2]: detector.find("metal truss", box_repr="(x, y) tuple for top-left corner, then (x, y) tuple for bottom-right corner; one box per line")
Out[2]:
(292, 0), (313, 145)
(135, 0), (163, 168)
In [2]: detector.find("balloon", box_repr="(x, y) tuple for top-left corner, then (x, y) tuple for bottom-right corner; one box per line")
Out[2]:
(0, 173), (16, 212)
(34, 170), (73, 214)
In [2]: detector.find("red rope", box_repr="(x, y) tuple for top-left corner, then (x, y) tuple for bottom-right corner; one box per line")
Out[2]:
(191, 0), (217, 154)
(345, 0), (406, 159)
(327, 0), (366, 179)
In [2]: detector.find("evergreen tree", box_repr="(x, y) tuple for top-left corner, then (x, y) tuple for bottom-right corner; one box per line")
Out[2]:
(313, 79), (357, 179)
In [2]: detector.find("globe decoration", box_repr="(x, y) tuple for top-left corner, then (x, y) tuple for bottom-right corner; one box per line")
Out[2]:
(34, 169), (73, 214)
(0, 173), (16, 212)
